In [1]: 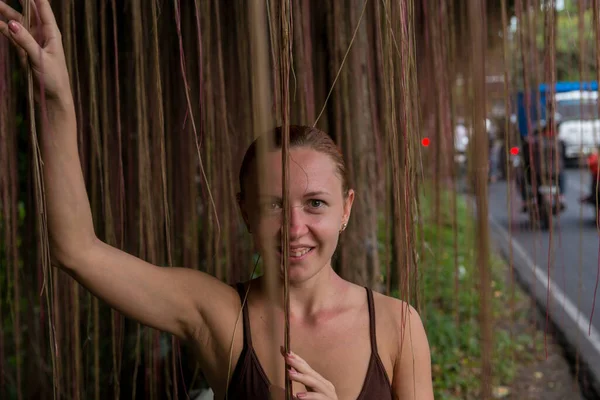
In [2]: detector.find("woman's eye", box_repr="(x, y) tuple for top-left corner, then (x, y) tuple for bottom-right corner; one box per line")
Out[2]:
(309, 199), (324, 208)
(262, 202), (281, 212)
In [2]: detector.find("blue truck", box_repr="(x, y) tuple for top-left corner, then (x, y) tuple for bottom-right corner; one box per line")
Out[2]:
(516, 81), (600, 163)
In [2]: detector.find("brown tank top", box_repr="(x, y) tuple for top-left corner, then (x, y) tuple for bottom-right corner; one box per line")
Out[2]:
(226, 283), (394, 400)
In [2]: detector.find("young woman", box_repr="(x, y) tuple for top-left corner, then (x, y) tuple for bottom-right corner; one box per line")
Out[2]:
(0, 2), (433, 399)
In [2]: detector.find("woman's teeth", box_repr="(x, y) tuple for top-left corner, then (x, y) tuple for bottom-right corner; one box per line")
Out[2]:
(291, 248), (311, 257)
(279, 247), (312, 258)
(275, 247), (313, 258)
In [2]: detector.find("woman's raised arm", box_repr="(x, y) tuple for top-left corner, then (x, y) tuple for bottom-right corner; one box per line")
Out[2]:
(0, 0), (237, 341)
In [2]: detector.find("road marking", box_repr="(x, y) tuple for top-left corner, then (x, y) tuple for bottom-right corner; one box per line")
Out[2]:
(487, 214), (600, 356)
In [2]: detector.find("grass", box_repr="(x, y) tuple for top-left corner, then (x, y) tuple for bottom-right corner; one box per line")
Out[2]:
(386, 185), (544, 399)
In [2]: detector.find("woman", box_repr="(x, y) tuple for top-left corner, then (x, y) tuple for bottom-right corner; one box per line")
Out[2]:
(0, 2), (433, 399)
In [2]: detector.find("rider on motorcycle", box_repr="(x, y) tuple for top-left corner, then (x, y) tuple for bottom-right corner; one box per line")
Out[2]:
(518, 117), (566, 212)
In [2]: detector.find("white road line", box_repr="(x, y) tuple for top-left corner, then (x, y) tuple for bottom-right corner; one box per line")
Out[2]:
(487, 214), (600, 355)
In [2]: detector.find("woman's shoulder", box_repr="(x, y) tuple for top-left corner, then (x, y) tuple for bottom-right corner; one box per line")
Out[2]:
(341, 281), (423, 326)
(371, 289), (423, 325)
(371, 290), (431, 380)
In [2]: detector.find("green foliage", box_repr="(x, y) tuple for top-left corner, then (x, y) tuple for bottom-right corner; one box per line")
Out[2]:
(386, 187), (541, 399)
(512, 6), (597, 86)
(561, 0), (582, 14)
(553, 9), (595, 82)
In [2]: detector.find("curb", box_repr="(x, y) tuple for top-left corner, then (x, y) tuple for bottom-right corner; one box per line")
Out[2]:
(486, 209), (600, 397)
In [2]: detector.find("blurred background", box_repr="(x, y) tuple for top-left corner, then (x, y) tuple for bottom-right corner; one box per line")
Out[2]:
(2, 0), (600, 399)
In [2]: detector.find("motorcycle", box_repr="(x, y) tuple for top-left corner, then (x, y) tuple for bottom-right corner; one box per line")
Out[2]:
(524, 178), (561, 230)
(515, 140), (564, 231)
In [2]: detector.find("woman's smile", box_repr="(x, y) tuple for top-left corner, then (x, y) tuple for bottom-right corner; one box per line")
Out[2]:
(276, 246), (316, 262)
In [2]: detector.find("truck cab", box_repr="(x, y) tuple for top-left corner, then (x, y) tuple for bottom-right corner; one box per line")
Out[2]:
(554, 90), (600, 163)
(515, 81), (599, 166)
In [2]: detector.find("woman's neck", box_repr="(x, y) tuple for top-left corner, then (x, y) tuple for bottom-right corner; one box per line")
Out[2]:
(256, 265), (348, 319)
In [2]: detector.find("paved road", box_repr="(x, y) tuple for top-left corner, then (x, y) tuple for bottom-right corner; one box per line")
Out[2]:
(488, 168), (600, 335)
(486, 168), (600, 394)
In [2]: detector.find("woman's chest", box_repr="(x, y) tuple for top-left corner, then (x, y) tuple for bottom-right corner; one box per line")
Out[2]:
(248, 314), (393, 399)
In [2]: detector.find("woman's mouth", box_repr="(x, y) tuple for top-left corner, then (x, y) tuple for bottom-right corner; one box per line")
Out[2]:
(276, 247), (315, 261)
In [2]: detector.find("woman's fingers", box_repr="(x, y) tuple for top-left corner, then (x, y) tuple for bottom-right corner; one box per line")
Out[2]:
(35, 0), (57, 28)
(293, 394), (329, 400)
(4, 20), (42, 66)
(13, 1), (56, 44)
(1, 21), (35, 69)
(0, 1), (67, 98)
(18, 0), (41, 26)
(0, 1), (43, 65)
(288, 369), (327, 393)
(19, 0), (39, 17)
(0, 1), (23, 23)
(19, 1), (57, 46)
(285, 352), (332, 390)
(283, 351), (336, 398)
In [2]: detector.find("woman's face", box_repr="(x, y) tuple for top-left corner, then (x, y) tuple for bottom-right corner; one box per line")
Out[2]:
(241, 147), (354, 283)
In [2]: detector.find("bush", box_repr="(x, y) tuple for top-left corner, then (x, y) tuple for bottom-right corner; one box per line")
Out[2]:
(385, 186), (540, 399)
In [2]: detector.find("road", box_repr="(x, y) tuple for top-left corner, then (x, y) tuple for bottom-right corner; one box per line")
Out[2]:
(486, 168), (600, 391)
(488, 169), (600, 333)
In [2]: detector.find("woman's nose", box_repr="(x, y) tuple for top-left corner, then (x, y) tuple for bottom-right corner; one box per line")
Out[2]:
(288, 206), (309, 239)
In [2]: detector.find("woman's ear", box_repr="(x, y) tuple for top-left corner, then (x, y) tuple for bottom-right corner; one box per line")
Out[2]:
(342, 189), (355, 225)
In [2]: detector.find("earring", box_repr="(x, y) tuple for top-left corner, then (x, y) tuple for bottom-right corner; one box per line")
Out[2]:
(340, 222), (347, 233)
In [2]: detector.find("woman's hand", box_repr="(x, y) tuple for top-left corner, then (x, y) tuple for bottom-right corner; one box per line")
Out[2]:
(0, 0), (71, 101)
(282, 349), (338, 400)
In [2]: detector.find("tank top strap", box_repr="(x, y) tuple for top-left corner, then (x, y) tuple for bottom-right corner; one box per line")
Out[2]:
(235, 282), (253, 349)
(365, 287), (379, 354)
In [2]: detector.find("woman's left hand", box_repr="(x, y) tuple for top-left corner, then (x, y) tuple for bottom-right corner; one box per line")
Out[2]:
(282, 349), (338, 400)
